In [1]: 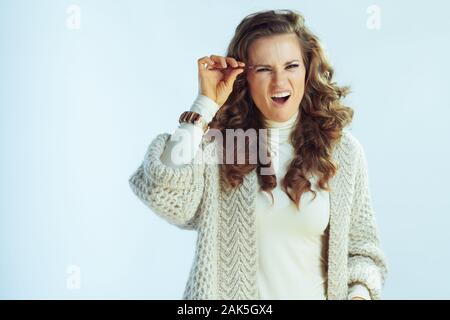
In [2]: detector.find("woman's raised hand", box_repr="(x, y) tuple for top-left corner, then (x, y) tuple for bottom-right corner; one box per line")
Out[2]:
(197, 55), (245, 107)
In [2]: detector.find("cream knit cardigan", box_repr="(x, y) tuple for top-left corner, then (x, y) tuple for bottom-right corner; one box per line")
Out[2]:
(128, 129), (388, 300)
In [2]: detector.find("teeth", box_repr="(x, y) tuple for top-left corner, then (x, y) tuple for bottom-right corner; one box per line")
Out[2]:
(271, 91), (290, 98)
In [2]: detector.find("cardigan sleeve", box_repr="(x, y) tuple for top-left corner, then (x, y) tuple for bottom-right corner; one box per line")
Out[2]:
(128, 132), (208, 231)
(128, 94), (219, 231)
(347, 139), (388, 300)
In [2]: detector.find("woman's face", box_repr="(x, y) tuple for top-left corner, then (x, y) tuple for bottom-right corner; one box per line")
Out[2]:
(246, 33), (306, 122)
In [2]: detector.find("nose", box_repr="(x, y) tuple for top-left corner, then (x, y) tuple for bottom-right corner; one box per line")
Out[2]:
(271, 69), (289, 86)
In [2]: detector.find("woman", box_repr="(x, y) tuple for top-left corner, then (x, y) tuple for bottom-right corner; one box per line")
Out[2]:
(129, 9), (388, 300)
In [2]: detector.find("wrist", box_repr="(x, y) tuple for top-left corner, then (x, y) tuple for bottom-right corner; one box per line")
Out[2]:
(348, 283), (372, 300)
(190, 94), (220, 123)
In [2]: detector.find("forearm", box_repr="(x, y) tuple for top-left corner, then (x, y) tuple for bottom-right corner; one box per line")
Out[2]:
(160, 94), (220, 168)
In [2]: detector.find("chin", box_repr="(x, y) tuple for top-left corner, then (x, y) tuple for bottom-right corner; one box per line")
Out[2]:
(266, 107), (296, 121)
(263, 112), (286, 122)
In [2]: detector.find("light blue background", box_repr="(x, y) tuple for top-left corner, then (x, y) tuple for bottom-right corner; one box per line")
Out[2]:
(1, 0), (449, 299)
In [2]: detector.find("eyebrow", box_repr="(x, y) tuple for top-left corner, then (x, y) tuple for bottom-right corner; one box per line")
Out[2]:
(249, 59), (301, 69)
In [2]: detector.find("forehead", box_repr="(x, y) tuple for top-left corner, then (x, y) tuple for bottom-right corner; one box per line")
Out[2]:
(248, 33), (303, 63)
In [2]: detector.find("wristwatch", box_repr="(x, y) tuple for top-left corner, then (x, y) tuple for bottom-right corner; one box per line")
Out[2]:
(178, 111), (210, 133)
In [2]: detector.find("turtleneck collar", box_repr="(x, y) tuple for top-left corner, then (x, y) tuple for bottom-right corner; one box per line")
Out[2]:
(263, 109), (299, 143)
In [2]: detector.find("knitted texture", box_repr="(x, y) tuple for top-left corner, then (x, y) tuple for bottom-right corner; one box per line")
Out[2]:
(128, 130), (388, 300)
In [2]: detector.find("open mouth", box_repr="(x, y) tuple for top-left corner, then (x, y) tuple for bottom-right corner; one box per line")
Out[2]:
(271, 94), (291, 105)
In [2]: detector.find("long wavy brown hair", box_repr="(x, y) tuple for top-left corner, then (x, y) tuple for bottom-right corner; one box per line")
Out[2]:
(207, 9), (354, 210)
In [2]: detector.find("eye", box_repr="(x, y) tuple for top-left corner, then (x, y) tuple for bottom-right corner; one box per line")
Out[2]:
(286, 64), (299, 69)
(256, 64), (300, 72)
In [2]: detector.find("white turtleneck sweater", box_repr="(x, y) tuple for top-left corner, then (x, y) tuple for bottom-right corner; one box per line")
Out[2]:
(159, 94), (371, 300)
(255, 109), (329, 299)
